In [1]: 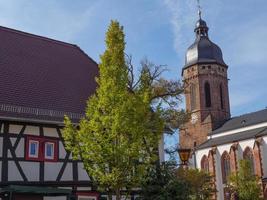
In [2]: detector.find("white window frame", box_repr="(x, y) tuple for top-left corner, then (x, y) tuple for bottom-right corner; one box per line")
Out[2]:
(44, 142), (55, 159)
(28, 140), (39, 158)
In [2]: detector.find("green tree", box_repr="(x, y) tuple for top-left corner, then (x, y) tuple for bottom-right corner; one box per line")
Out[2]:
(228, 159), (263, 200)
(176, 168), (214, 200)
(63, 20), (187, 200)
(140, 162), (190, 200)
(140, 163), (213, 200)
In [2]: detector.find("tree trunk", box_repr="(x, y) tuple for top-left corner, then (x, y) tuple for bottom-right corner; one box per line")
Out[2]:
(116, 188), (121, 200)
(108, 190), (112, 200)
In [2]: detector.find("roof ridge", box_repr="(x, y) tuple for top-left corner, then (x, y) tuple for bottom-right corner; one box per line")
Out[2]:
(0, 25), (77, 49)
(231, 108), (267, 119)
(73, 45), (99, 66)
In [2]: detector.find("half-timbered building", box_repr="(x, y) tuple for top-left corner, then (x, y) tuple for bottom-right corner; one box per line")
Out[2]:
(0, 25), (103, 200)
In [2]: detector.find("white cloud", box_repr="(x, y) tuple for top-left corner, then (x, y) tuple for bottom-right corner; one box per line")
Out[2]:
(163, 0), (195, 53)
(163, 0), (224, 54)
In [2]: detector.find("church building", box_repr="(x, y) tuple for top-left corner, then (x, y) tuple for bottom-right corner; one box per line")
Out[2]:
(179, 12), (267, 200)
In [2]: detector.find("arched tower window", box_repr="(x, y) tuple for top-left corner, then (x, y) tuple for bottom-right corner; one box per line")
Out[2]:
(243, 147), (255, 175)
(190, 84), (196, 111)
(221, 151), (231, 184)
(220, 84), (224, 109)
(204, 82), (211, 107)
(201, 155), (209, 173)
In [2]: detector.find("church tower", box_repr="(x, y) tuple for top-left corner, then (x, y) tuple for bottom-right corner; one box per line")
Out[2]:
(180, 14), (231, 149)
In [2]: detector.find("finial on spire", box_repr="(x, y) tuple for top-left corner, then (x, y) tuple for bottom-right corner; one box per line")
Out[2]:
(197, 0), (202, 19)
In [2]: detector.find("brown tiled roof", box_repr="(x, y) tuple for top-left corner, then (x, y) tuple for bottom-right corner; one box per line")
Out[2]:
(0, 26), (98, 123)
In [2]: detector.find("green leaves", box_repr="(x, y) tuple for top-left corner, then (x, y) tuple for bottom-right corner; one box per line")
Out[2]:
(63, 20), (162, 198)
(228, 160), (263, 200)
(63, 20), (187, 199)
(140, 163), (213, 200)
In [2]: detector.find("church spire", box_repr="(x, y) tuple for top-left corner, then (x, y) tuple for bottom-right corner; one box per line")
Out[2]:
(180, 1), (230, 150)
(197, 0), (202, 19)
(195, 0), (209, 37)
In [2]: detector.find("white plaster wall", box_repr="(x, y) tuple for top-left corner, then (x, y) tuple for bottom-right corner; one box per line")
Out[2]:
(20, 161), (39, 181)
(44, 162), (62, 181)
(59, 142), (67, 159)
(195, 148), (210, 169)
(24, 125), (40, 135)
(217, 144), (232, 155)
(78, 163), (90, 181)
(0, 137), (3, 157)
(189, 155), (195, 168)
(9, 124), (23, 134)
(7, 149), (12, 158)
(44, 197), (66, 200)
(236, 143), (243, 160)
(43, 127), (59, 137)
(15, 138), (25, 157)
(76, 187), (92, 191)
(195, 135), (267, 199)
(214, 149), (223, 200)
(8, 161), (23, 181)
(262, 136), (267, 177)
(61, 163), (73, 181)
(10, 137), (16, 146)
(9, 138), (24, 157)
(239, 139), (254, 151)
(196, 143), (232, 200)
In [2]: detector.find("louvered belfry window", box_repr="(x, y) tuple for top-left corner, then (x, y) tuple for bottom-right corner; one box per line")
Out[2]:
(190, 83), (197, 111)
(205, 82), (211, 107)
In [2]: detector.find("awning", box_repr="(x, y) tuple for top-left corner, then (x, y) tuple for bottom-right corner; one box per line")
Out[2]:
(0, 185), (72, 196)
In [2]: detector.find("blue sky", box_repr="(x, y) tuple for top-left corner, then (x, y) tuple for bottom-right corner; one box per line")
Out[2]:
(1, 0), (266, 155)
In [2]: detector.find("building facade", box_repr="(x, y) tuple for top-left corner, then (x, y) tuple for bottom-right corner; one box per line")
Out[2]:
(180, 16), (230, 150)
(179, 14), (267, 200)
(0, 25), (144, 200)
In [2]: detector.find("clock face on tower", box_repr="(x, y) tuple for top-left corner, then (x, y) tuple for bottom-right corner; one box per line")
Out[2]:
(191, 113), (198, 124)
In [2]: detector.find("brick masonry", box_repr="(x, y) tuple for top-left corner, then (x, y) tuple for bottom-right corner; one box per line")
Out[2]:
(180, 63), (231, 149)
